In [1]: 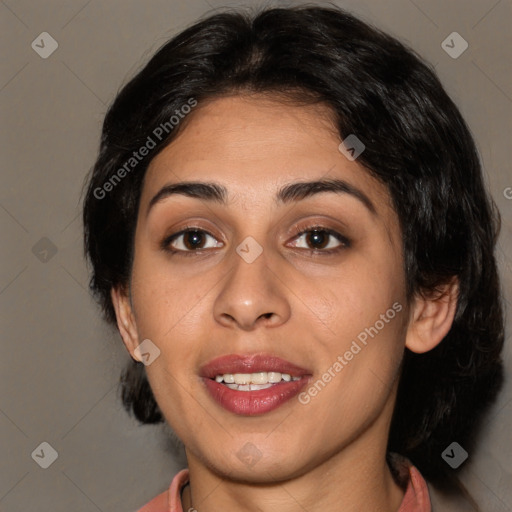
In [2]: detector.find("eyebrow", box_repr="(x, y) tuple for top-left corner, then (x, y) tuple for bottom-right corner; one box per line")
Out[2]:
(147, 178), (376, 216)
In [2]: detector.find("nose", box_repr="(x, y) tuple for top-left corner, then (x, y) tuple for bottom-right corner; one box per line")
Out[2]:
(213, 244), (291, 331)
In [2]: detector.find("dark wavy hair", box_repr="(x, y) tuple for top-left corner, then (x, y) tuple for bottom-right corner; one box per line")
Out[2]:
(82, 4), (504, 501)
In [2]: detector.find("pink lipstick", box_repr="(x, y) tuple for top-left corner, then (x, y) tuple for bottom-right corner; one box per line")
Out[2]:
(200, 354), (312, 415)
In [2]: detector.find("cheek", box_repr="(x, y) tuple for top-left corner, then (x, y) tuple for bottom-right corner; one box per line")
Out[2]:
(298, 243), (407, 399)
(128, 256), (216, 408)
(129, 251), (216, 341)
(303, 249), (406, 345)
(303, 312), (406, 439)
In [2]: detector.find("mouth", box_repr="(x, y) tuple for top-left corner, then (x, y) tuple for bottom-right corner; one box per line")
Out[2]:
(200, 354), (312, 416)
(213, 371), (301, 390)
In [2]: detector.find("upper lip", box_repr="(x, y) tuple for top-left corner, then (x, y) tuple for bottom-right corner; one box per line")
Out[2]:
(200, 353), (312, 379)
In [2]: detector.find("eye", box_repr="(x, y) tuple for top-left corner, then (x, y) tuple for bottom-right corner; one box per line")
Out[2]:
(161, 225), (349, 255)
(288, 226), (350, 253)
(163, 228), (223, 253)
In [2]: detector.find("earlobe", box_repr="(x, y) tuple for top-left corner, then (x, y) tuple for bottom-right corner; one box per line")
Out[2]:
(405, 278), (459, 354)
(111, 286), (140, 359)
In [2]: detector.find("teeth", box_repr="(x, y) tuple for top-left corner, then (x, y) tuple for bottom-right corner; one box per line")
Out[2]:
(234, 373), (252, 385)
(267, 371), (281, 383)
(213, 371), (301, 385)
(250, 383), (273, 390)
(224, 382), (283, 391)
(250, 372), (268, 384)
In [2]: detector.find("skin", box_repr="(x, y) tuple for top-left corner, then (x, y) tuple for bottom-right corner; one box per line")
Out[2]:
(112, 95), (458, 512)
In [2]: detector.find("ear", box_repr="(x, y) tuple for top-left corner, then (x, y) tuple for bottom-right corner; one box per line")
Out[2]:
(405, 278), (459, 354)
(111, 286), (140, 361)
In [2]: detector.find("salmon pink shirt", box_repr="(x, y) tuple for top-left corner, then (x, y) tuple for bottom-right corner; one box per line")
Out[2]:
(137, 458), (431, 512)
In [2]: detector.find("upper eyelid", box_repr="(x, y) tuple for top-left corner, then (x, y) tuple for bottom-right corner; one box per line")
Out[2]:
(170, 225), (340, 239)
(289, 226), (350, 248)
(165, 227), (220, 245)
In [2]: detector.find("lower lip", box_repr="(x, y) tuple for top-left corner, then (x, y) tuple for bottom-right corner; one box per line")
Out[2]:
(203, 377), (309, 416)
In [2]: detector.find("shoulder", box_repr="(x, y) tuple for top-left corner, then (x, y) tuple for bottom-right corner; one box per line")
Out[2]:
(389, 453), (479, 512)
(136, 468), (190, 512)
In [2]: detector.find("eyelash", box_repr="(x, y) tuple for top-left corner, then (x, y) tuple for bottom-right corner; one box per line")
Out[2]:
(161, 224), (351, 257)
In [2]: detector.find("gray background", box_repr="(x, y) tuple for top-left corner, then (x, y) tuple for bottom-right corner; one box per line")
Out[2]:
(1, 0), (511, 510)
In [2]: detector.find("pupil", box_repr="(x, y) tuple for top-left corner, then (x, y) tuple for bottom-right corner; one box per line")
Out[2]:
(307, 230), (328, 249)
(185, 230), (204, 250)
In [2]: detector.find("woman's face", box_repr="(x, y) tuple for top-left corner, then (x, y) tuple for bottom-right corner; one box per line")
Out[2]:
(121, 95), (411, 481)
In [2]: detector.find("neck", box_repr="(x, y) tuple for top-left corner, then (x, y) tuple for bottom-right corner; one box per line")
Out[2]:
(181, 395), (404, 512)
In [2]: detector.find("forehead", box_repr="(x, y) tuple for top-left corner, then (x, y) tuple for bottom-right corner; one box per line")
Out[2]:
(141, 94), (394, 217)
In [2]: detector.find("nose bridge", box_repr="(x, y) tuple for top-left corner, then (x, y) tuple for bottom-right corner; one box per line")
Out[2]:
(213, 236), (291, 329)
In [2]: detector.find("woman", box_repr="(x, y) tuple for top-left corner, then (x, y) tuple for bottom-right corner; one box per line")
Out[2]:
(83, 5), (504, 511)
